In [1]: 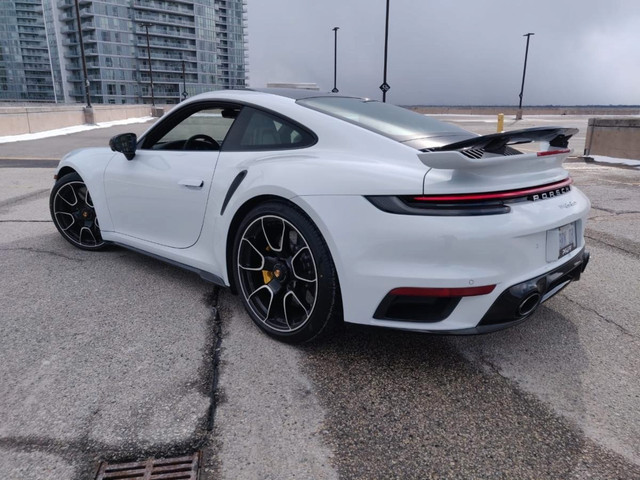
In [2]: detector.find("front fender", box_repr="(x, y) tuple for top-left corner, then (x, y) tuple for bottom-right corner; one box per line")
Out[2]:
(55, 147), (118, 232)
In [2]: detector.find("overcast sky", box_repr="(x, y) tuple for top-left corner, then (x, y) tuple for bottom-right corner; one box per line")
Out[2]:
(246, 0), (640, 105)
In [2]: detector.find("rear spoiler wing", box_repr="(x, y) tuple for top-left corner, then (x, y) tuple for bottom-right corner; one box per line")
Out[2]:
(426, 127), (578, 153)
(417, 127), (578, 172)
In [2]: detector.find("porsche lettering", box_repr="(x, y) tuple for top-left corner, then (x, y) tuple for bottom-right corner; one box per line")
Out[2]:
(530, 186), (571, 201)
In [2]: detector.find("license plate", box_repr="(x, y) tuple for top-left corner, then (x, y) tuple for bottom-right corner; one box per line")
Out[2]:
(558, 222), (577, 258)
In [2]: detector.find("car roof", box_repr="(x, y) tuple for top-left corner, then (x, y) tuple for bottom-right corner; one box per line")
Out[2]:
(250, 87), (365, 101)
(179, 88), (474, 150)
(182, 88), (365, 106)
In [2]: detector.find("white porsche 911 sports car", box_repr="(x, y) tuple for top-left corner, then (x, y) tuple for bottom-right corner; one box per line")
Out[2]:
(50, 89), (590, 342)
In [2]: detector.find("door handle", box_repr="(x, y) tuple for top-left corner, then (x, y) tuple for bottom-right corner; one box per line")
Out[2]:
(178, 178), (204, 188)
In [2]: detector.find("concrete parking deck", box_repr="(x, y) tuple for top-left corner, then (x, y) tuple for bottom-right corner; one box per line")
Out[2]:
(1, 117), (638, 479)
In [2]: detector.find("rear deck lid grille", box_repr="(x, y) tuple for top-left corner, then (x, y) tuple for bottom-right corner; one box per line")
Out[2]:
(460, 148), (485, 159)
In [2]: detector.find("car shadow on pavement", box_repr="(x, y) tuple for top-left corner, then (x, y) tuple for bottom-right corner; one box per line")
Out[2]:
(300, 309), (639, 479)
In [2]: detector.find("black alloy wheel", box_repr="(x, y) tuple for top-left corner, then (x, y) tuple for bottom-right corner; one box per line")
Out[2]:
(233, 201), (342, 343)
(50, 172), (105, 250)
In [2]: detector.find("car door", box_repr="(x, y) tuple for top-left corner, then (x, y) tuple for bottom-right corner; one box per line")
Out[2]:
(103, 102), (241, 248)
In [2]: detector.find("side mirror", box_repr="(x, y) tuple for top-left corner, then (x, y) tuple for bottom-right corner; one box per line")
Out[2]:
(109, 133), (137, 160)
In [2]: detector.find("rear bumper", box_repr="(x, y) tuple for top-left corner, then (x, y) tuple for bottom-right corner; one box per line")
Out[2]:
(295, 187), (591, 333)
(437, 247), (590, 334)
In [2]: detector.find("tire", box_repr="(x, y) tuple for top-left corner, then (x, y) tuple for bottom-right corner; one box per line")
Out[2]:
(232, 200), (342, 343)
(49, 172), (106, 251)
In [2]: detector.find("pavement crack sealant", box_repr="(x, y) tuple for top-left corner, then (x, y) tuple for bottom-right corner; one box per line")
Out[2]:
(558, 293), (636, 338)
(86, 285), (224, 479)
(585, 230), (640, 258)
(0, 247), (85, 262)
(205, 285), (223, 432)
(0, 188), (49, 208)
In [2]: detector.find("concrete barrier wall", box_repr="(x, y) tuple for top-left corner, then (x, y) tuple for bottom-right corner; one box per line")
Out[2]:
(0, 104), (152, 136)
(92, 105), (152, 123)
(0, 105), (85, 136)
(411, 106), (640, 116)
(584, 118), (640, 159)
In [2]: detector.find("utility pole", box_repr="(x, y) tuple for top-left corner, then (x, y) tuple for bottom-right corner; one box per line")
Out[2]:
(516, 32), (534, 120)
(140, 23), (155, 107)
(332, 27), (339, 93)
(380, 0), (391, 102)
(73, 0), (91, 109)
(181, 58), (187, 101)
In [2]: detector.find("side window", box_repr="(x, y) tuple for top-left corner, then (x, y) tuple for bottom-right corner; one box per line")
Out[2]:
(145, 106), (241, 151)
(225, 107), (315, 151)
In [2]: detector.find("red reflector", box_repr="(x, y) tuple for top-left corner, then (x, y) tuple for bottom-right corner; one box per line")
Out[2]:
(537, 149), (571, 157)
(413, 177), (573, 202)
(390, 285), (496, 297)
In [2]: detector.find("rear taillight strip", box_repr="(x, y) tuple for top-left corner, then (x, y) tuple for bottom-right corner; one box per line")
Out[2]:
(365, 195), (511, 216)
(412, 177), (573, 203)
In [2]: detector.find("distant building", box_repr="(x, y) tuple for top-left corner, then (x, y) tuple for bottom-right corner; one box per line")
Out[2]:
(0, 0), (59, 101)
(267, 82), (320, 91)
(0, 0), (247, 104)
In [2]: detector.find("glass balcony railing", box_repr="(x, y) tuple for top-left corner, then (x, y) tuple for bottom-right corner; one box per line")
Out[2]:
(133, 14), (194, 28)
(133, 0), (194, 16)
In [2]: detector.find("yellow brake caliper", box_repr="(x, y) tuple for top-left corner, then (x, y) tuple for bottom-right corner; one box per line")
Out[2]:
(262, 270), (274, 284)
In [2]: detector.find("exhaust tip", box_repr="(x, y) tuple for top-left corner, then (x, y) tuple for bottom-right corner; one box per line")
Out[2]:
(517, 292), (541, 317)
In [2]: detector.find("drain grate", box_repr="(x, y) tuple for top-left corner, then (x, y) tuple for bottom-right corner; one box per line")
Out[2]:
(96, 452), (200, 480)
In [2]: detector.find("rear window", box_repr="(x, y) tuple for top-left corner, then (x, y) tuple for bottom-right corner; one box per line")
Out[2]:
(297, 97), (469, 142)
(239, 109), (312, 149)
(222, 106), (317, 151)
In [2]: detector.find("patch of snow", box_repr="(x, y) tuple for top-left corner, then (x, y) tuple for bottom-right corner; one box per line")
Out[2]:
(0, 116), (154, 144)
(590, 155), (640, 168)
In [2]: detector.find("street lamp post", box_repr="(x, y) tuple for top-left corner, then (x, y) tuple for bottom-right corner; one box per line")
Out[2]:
(140, 23), (155, 107)
(331, 27), (339, 93)
(181, 58), (187, 102)
(73, 0), (91, 109)
(516, 32), (534, 120)
(380, 0), (391, 102)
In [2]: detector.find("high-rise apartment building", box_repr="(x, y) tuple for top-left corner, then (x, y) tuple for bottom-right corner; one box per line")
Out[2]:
(0, 0), (247, 104)
(0, 0), (60, 101)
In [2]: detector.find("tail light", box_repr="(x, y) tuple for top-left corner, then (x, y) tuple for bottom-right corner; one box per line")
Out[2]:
(366, 178), (573, 216)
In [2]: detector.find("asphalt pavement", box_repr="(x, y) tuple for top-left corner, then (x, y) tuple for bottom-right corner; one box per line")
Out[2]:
(0, 172), (217, 478)
(0, 116), (638, 479)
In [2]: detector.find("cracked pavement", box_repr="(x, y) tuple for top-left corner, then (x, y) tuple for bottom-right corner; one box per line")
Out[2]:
(451, 161), (640, 467)
(0, 150), (219, 477)
(1, 119), (639, 479)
